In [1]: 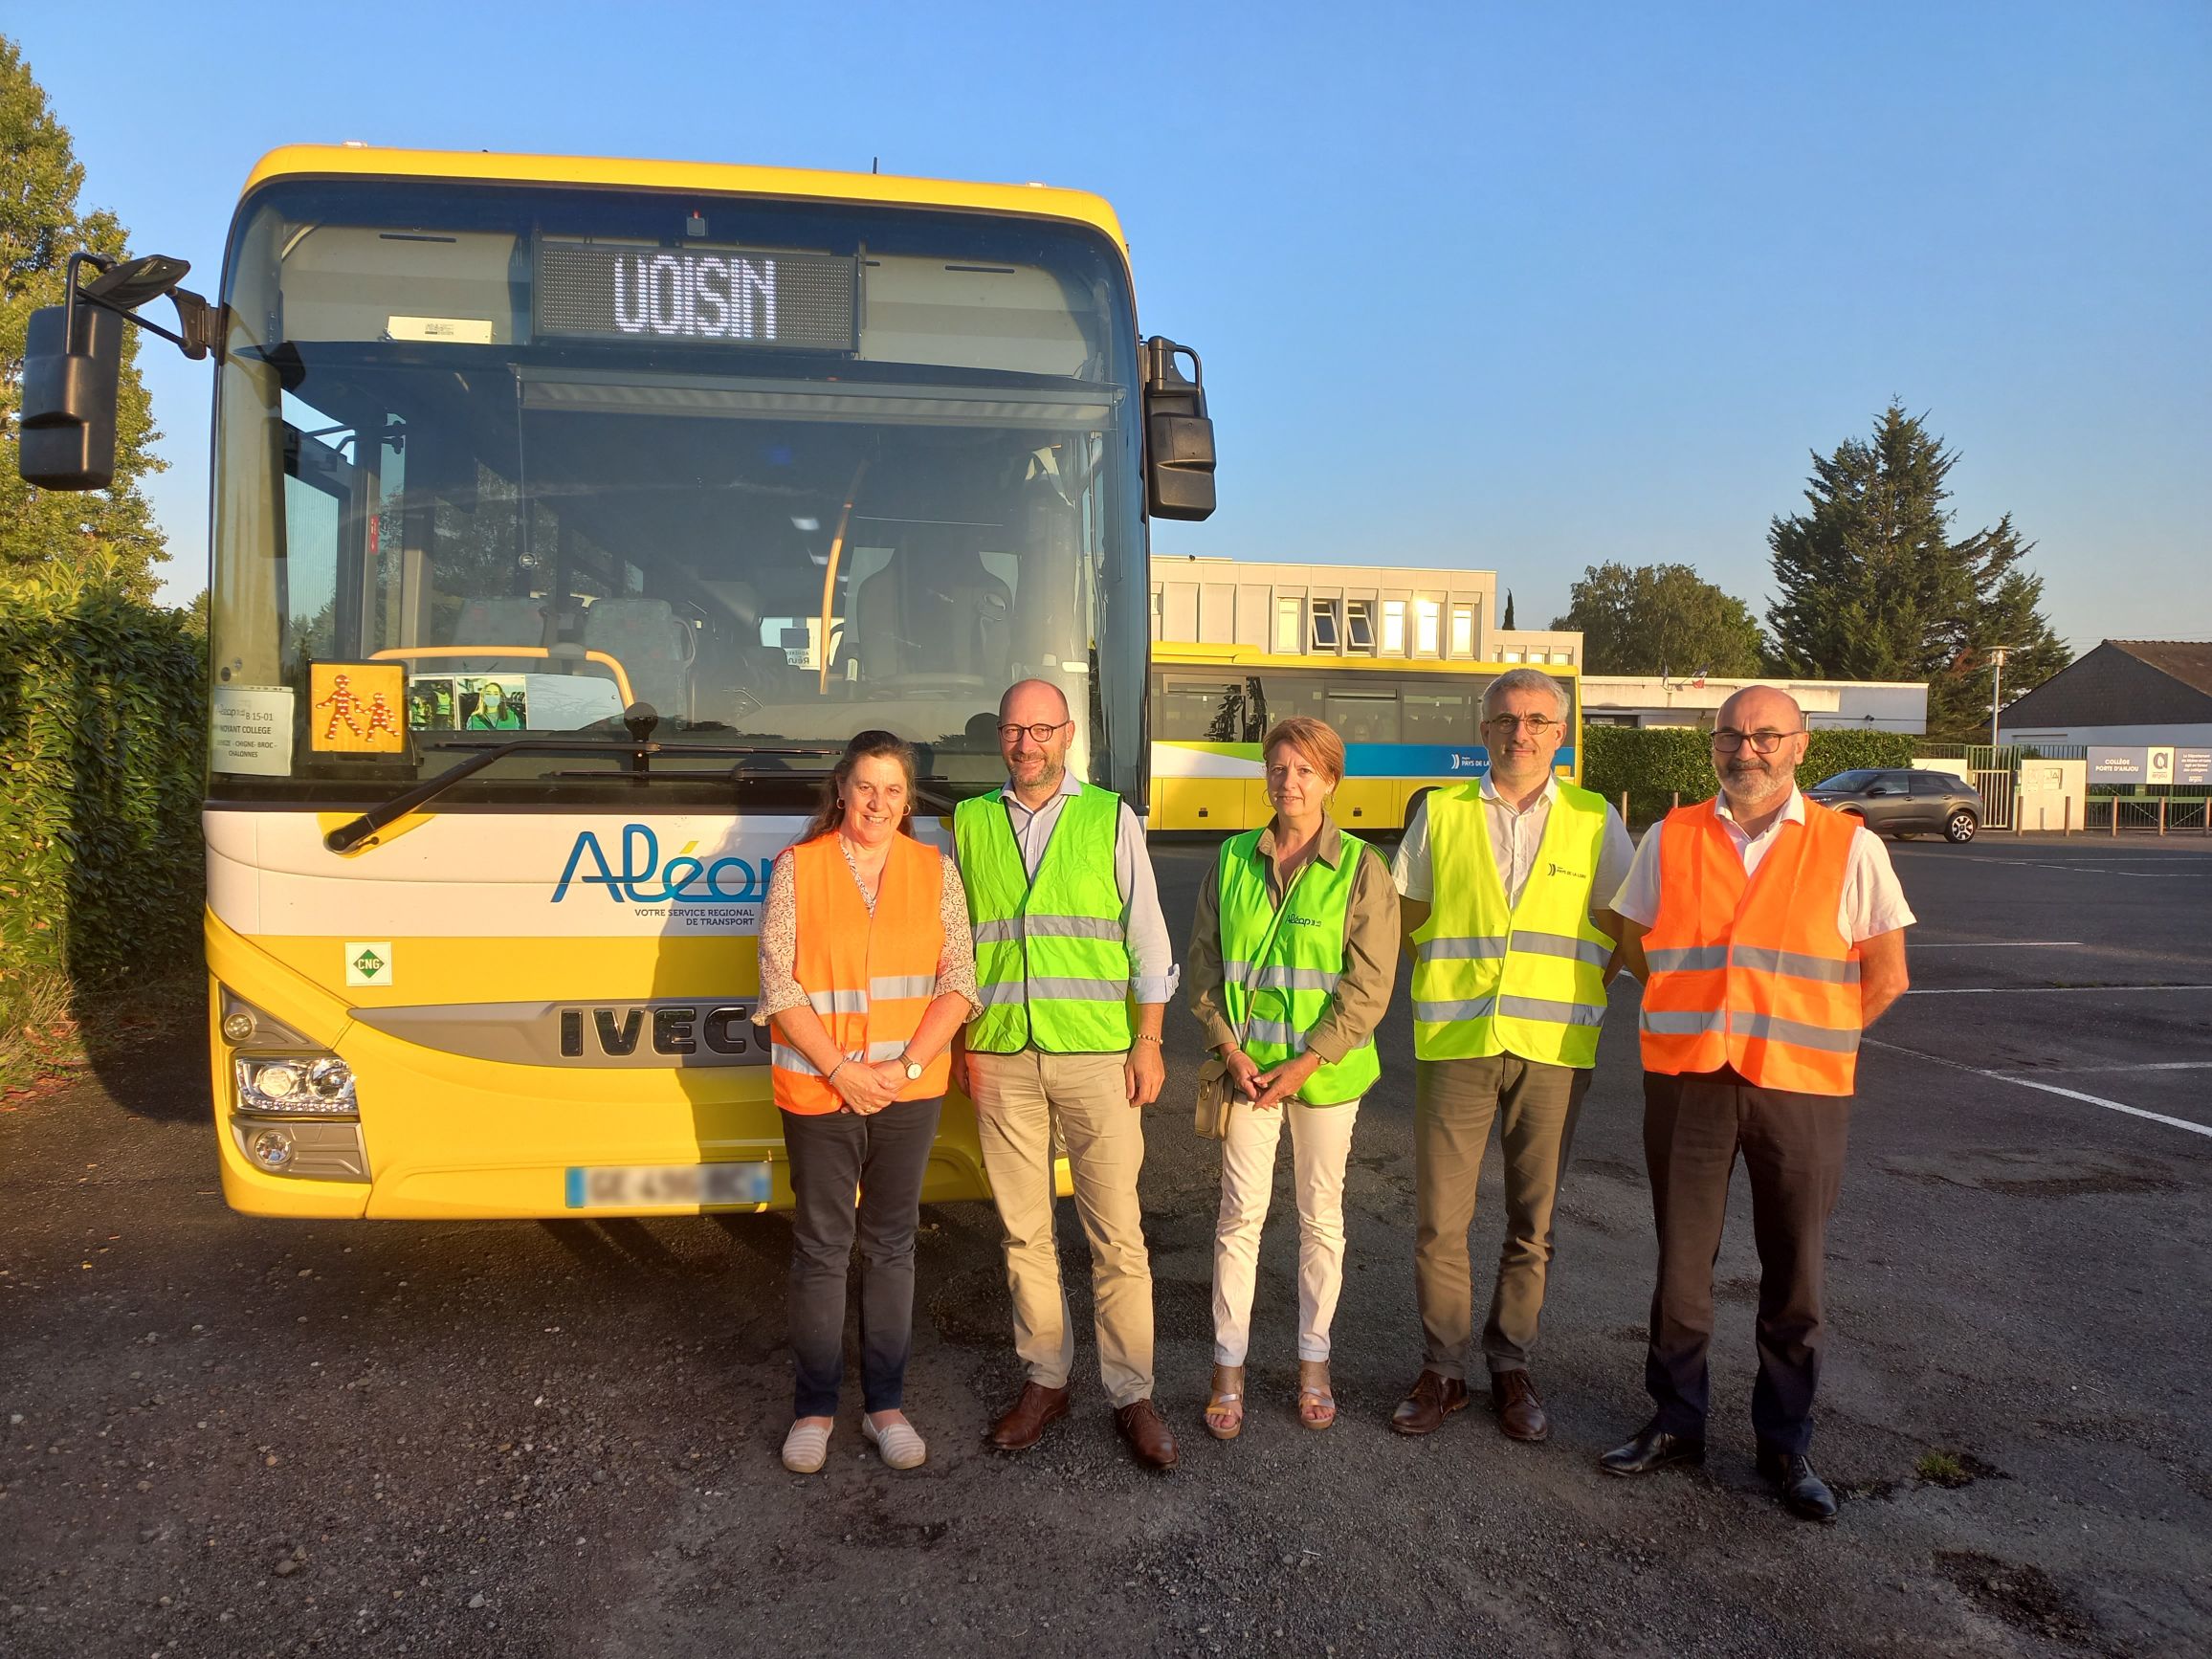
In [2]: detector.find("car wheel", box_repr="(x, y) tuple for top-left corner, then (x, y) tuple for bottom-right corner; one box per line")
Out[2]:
(1894, 831), (1920, 841)
(1945, 809), (1978, 844)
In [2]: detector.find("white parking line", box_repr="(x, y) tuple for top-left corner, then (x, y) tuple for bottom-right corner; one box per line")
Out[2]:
(1910, 940), (2085, 949)
(1992, 1061), (2212, 1075)
(1899, 855), (2207, 878)
(1863, 1037), (2212, 1140)
(1904, 984), (2212, 996)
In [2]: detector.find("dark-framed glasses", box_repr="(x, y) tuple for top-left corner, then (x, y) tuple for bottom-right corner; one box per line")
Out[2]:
(998, 719), (1072, 744)
(1484, 713), (1559, 734)
(1711, 728), (1803, 755)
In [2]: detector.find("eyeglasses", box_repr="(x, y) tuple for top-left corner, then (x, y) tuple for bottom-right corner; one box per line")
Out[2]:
(1484, 714), (1559, 734)
(998, 719), (1072, 744)
(1711, 728), (1804, 754)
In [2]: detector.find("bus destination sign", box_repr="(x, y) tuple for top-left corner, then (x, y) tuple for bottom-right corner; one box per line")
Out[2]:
(536, 240), (857, 350)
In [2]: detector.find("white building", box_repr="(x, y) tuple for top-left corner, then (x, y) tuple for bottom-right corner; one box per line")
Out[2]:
(1582, 675), (1927, 732)
(1150, 557), (1580, 666)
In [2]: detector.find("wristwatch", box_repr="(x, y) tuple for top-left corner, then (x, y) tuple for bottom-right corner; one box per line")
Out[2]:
(899, 1050), (926, 1082)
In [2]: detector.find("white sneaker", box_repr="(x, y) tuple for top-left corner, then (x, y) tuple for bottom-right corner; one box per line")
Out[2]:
(862, 1413), (927, 1471)
(782, 1419), (832, 1474)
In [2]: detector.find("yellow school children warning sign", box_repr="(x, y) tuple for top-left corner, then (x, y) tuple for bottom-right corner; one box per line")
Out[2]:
(310, 662), (407, 754)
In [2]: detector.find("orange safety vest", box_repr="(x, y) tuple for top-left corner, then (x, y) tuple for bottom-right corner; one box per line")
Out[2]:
(1638, 799), (1864, 1095)
(770, 832), (953, 1114)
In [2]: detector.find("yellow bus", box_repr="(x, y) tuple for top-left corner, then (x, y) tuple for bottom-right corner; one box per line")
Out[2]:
(1148, 641), (1582, 832)
(23, 145), (1215, 1218)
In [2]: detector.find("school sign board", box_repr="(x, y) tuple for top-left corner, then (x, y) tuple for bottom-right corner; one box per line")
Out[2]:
(2087, 745), (2176, 784)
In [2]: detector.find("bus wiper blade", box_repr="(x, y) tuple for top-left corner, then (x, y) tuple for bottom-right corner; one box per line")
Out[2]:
(323, 734), (664, 852)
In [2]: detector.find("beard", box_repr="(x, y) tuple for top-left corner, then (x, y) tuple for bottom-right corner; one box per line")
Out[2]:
(1722, 759), (1792, 811)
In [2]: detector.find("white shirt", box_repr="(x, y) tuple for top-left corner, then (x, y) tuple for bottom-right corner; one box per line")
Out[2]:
(1610, 788), (1916, 943)
(1393, 776), (1636, 918)
(970, 769), (1179, 1005)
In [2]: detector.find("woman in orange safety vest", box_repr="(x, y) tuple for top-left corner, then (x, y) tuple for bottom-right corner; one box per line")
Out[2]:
(752, 730), (979, 1476)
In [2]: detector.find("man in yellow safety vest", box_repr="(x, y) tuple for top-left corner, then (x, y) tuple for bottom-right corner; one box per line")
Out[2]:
(1389, 667), (1633, 1444)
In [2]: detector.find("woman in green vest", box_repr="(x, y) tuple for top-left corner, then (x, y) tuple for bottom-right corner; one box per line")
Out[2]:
(1185, 717), (1400, 1438)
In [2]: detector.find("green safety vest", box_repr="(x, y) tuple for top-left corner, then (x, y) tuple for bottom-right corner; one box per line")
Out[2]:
(955, 785), (1136, 1054)
(1410, 782), (1617, 1068)
(1216, 830), (1382, 1106)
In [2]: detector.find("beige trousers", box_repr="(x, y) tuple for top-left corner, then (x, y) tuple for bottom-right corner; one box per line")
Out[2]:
(1212, 1096), (1361, 1366)
(1413, 1053), (1590, 1380)
(969, 1049), (1155, 1406)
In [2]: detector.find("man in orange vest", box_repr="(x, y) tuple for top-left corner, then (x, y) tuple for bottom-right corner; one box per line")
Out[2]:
(1601, 687), (1913, 1521)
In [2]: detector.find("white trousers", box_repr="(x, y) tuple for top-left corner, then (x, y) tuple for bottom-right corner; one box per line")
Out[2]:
(1211, 1096), (1361, 1366)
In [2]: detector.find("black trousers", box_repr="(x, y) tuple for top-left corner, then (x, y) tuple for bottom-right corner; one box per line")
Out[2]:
(1641, 1067), (1850, 1455)
(781, 1096), (943, 1419)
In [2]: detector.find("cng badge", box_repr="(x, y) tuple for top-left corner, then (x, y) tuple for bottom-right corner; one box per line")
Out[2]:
(345, 941), (394, 988)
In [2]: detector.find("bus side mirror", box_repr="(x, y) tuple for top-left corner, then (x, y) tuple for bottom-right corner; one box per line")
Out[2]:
(1143, 336), (1216, 521)
(20, 297), (124, 491)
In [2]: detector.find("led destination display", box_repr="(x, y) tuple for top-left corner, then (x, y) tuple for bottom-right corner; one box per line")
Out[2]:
(536, 240), (857, 350)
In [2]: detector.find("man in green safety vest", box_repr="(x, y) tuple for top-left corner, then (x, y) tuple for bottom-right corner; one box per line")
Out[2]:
(952, 678), (1181, 1471)
(1388, 666), (1633, 1444)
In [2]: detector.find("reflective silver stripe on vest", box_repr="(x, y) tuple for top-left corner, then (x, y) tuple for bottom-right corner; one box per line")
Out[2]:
(1730, 946), (1862, 984)
(1510, 929), (1612, 968)
(1413, 995), (1499, 1024)
(971, 914), (1121, 946)
(972, 918), (1022, 945)
(807, 989), (868, 1016)
(773, 1039), (911, 1075)
(1027, 976), (1127, 1002)
(1222, 962), (1341, 993)
(1244, 1018), (1310, 1054)
(1496, 993), (1605, 1028)
(978, 981), (1027, 1007)
(1646, 945), (1729, 973)
(1415, 936), (1508, 964)
(869, 975), (940, 1002)
(1638, 1007), (1859, 1052)
(1736, 1012), (1861, 1052)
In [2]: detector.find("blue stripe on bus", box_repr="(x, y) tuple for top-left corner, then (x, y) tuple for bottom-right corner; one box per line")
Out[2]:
(564, 1167), (586, 1207)
(1338, 744), (1578, 779)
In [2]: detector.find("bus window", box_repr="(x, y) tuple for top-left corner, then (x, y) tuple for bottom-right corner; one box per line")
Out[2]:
(1157, 675), (1262, 742)
(1403, 687), (1478, 744)
(1324, 689), (1400, 744)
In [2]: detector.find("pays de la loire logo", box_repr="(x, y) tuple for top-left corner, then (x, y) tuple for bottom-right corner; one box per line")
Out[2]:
(553, 823), (768, 905)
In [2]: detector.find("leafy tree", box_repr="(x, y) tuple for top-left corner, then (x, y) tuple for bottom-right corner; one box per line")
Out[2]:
(1552, 561), (1767, 676)
(0, 35), (167, 601)
(1767, 406), (2067, 737)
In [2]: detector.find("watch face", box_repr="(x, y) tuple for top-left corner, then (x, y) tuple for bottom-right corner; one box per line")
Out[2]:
(905, 1061), (924, 1080)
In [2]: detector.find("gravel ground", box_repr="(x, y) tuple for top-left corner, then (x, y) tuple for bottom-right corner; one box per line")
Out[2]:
(3, 835), (2208, 1657)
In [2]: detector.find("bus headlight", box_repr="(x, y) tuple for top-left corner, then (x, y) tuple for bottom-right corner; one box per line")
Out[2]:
(249, 1126), (297, 1170)
(235, 1056), (358, 1117)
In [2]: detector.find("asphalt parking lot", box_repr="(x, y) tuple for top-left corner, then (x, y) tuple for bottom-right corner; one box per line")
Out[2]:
(3, 833), (2209, 1657)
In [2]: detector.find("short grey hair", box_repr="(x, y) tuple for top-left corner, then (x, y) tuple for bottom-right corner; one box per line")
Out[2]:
(1482, 668), (1572, 722)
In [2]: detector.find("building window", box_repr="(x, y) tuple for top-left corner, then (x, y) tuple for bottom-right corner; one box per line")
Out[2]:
(1502, 649), (1523, 663)
(1415, 598), (1441, 655)
(1150, 587), (1164, 642)
(1310, 599), (1339, 652)
(1274, 597), (1301, 653)
(1382, 600), (1406, 653)
(1345, 601), (1376, 653)
(1450, 604), (1473, 657)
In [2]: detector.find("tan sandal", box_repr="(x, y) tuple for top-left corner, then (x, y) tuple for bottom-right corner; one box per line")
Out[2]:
(1204, 1364), (1246, 1441)
(1297, 1362), (1337, 1431)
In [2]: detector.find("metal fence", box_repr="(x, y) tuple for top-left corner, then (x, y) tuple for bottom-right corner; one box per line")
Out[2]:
(2085, 795), (2212, 834)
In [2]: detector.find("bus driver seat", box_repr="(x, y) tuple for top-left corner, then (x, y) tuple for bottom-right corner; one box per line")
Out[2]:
(849, 538), (1012, 688)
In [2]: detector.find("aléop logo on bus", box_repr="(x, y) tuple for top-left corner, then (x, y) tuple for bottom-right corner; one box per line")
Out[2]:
(552, 824), (768, 906)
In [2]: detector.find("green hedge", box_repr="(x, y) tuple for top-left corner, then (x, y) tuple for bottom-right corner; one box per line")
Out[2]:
(0, 571), (206, 999)
(1582, 725), (1918, 825)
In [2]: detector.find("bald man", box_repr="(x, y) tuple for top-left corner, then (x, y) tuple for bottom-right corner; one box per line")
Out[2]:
(951, 678), (1180, 1471)
(1601, 687), (1913, 1522)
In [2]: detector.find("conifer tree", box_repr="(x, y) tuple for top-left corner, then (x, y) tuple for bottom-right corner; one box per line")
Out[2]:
(1767, 406), (2066, 737)
(0, 34), (167, 601)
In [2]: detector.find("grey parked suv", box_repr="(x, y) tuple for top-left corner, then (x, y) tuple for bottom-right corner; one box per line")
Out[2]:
(1804, 768), (1982, 843)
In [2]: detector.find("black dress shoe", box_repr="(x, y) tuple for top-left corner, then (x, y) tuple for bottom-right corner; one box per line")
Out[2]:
(1600, 1420), (1706, 1476)
(1757, 1448), (1838, 1521)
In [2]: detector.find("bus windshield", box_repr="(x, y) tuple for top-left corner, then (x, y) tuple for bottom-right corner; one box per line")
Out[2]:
(207, 180), (1144, 809)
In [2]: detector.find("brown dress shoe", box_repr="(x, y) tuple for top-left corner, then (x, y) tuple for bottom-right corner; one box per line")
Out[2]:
(1115, 1399), (1180, 1471)
(988, 1382), (1071, 1451)
(1491, 1369), (1550, 1442)
(1389, 1370), (1470, 1435)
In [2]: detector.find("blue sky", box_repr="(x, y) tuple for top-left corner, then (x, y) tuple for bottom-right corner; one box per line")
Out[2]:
(15, 1), (2209, 653)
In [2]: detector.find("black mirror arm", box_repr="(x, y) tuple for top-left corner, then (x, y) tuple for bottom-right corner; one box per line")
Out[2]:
(63, 253), (223, 364)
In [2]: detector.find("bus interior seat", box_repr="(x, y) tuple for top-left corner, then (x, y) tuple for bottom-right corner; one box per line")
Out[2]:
(584, 597), (697, 721)
(447, 597), (551, 674)
(849, 542), (1013, 687)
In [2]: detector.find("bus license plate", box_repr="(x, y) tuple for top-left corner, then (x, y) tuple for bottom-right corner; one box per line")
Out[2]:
(564, 1161), (773, 1209)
